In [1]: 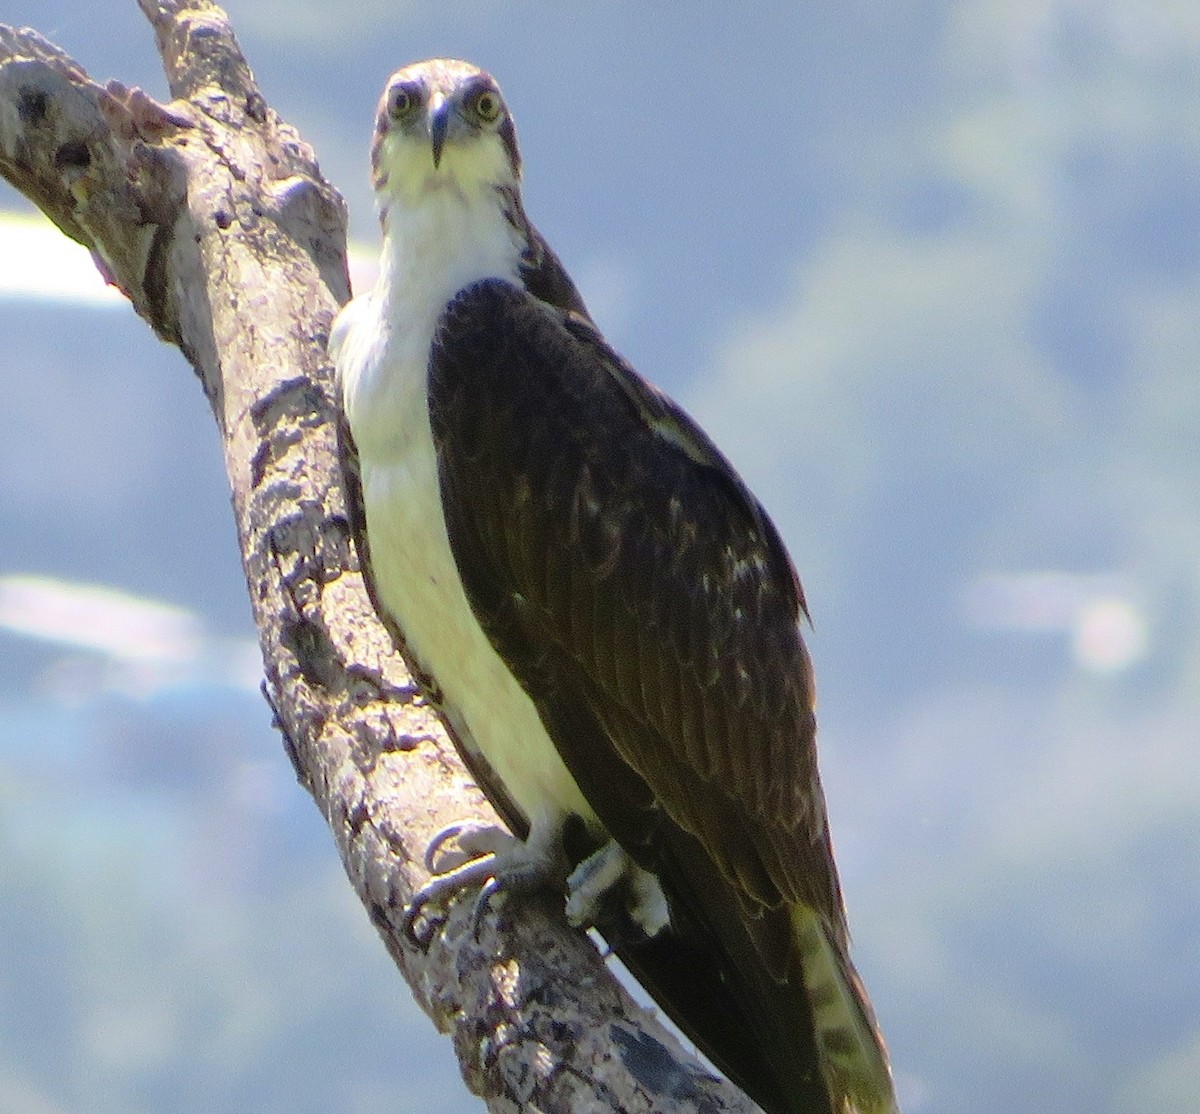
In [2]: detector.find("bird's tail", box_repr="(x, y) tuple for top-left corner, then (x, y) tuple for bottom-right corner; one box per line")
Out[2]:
(793, 905), (899, 1114)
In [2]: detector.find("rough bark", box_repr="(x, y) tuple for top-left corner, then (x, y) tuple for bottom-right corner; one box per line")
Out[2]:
(0, 4), (755, 1111)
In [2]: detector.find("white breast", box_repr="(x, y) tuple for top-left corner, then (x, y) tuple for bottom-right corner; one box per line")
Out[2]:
(331, 190), (599, 839)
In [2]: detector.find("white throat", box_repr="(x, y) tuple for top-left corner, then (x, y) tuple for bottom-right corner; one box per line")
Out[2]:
(379, 180), (523, 310)
(337, 183), (524, 461)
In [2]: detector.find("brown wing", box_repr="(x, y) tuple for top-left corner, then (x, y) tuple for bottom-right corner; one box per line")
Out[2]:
(429, 278), (852, 1114)
(429, 277), (842, 924)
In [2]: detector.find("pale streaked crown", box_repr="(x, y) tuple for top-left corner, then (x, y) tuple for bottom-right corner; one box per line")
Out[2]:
(370, 59), (522, 204)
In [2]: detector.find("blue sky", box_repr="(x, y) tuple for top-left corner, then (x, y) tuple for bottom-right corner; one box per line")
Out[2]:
(2, 2), (1198, 1111)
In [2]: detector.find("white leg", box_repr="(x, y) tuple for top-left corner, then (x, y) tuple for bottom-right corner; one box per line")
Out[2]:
(565, 839), (670, 938)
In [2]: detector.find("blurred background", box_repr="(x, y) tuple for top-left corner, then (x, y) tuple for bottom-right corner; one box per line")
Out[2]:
(1, 2), (1197, 1111)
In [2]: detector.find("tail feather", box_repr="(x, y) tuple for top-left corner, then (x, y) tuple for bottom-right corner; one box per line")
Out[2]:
(793, 906), (898, 1114)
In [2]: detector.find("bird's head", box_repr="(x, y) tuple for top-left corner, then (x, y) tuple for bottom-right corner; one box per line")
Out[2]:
(371, 59), (521, 205)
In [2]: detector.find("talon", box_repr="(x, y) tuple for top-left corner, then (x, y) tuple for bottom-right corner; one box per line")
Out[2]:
(472, 874), (506, 940)
(403, 852), (501, 949)
(402, 815), (572, 948)
(424, 821), (512, 873)
(424, 822), (469, 872)
(402, 894), (445, 950)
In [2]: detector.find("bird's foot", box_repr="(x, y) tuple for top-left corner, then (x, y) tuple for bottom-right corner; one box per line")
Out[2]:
(403, 820), (568, 948)
(565, 839), (670, 939)
(424, 820), (513, 873)
(404, 822), (513, 947)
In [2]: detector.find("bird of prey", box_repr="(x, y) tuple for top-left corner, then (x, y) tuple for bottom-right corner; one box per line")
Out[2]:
(330, 58), (897, 1114)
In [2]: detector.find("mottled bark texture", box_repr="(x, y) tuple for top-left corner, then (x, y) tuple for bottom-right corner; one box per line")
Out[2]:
(0, 4), (755, 1111)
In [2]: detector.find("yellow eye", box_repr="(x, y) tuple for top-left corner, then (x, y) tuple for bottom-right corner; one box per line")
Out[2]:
(472, 89), (502, 124)
(389, 84), (420, 120)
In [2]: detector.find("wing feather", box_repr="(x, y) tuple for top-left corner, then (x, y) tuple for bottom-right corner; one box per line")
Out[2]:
(428, 278), (839, 924)
(426, 280), (906, 1113)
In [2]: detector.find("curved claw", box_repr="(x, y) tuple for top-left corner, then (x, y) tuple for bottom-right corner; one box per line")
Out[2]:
(424, 821), (512, 873)
(423, 822), (471, 872)
(403, 852), (501, 950)
(402, 892), (444, 950)
(469, 841), (571, 941)
(402, 817), (572, 949)
(472, 874), (506, 940)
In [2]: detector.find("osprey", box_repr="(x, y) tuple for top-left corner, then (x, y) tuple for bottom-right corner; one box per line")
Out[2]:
(331, 59), (897, 1114)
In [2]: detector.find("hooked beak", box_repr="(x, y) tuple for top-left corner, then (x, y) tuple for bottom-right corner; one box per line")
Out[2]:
(429, 93), (450, 169)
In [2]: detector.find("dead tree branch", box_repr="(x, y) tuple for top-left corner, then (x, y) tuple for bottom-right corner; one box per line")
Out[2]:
(0, 4), (752, 1111)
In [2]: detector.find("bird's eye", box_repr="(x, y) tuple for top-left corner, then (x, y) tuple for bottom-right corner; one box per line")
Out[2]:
(389, 84), (420, 119)
(472, 89), (502, 124)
